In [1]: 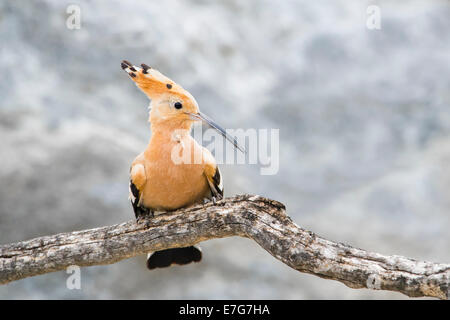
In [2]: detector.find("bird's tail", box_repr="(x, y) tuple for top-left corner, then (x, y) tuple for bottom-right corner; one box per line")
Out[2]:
(146, 246), (202, 270)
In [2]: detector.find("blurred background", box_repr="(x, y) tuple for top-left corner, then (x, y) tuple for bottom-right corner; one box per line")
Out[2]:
(0, 0), (449, 299)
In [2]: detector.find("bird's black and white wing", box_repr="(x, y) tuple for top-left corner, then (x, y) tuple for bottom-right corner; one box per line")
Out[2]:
(205, 165), (223, 201)
(129, 159), (151, 218)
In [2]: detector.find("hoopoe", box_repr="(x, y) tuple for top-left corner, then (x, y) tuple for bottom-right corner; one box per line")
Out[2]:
(121, 60), (244, 269)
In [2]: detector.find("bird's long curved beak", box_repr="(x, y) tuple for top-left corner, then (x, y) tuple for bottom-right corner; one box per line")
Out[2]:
(186, 112), (246, 153)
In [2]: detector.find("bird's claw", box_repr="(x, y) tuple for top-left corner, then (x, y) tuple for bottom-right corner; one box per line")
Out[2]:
(136, 210), (154, 227)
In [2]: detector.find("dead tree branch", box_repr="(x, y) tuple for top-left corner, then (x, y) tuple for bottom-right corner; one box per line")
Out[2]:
(0, 195), (448, 299)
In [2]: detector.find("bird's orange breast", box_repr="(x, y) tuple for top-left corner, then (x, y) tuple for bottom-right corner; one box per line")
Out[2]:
(140, 132), (211, 211)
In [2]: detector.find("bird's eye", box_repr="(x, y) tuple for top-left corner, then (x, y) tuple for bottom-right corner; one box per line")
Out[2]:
(174, 102), (183, 109)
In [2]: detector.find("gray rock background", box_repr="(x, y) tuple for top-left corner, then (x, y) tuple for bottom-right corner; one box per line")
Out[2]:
(0, 0), (449, 299)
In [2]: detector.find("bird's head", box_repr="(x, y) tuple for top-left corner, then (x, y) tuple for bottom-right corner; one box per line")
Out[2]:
(122, 60), (245, 152)
(121, 60), (199, 127)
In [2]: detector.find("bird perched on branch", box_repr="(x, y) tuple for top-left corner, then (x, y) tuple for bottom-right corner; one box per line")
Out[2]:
(121, 60), (244, 270)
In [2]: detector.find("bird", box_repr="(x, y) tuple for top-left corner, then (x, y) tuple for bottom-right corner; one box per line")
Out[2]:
(121, 60), (244, 270)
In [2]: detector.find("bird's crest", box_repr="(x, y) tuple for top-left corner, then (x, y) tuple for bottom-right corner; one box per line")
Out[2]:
(121, 60), (190, 101)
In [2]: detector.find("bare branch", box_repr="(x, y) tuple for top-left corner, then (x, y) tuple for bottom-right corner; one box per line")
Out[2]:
(0, 195), (448, 299)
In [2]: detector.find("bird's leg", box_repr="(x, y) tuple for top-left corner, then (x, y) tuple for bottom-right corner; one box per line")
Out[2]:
(203, 196), (217, 205)
(135, 207), (154, 227)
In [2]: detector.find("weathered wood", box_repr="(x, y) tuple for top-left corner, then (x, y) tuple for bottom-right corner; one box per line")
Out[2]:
(0, 194), (448, 299)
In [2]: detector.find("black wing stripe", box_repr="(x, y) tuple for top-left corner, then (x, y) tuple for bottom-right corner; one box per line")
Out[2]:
(207, 167), (223, 200)
(130, 181), (140, 200)
(213, 167), (223, 197)
(130, 180), (150, 218)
